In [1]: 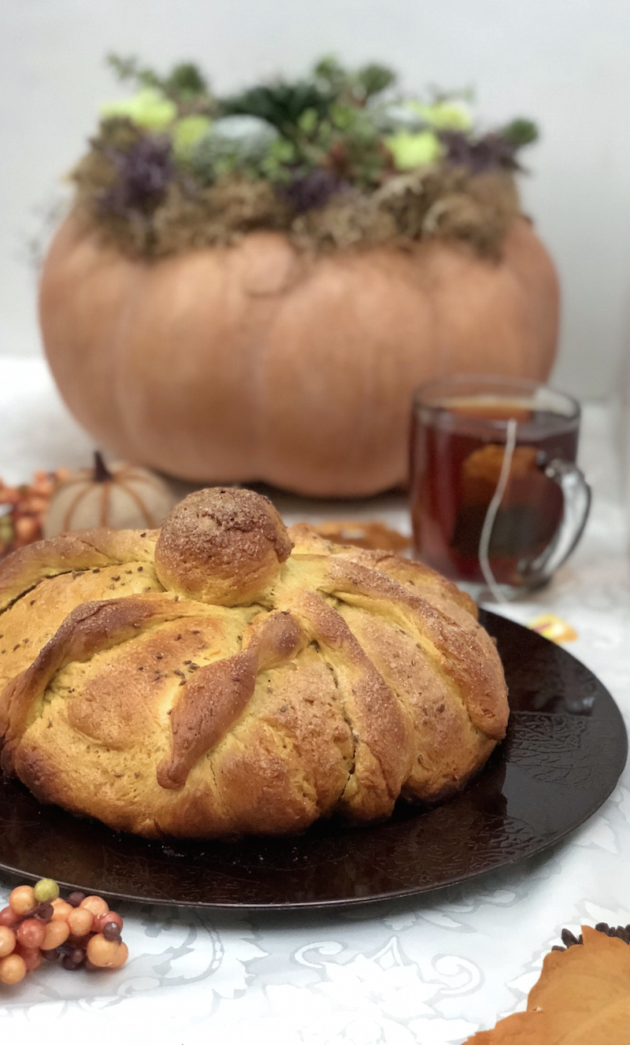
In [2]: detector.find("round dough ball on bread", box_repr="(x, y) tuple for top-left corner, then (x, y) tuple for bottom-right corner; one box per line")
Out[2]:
(154, 487), (292, 605)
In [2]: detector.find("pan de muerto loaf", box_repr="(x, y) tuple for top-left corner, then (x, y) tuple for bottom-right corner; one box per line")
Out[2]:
(0, 488), (508, 837)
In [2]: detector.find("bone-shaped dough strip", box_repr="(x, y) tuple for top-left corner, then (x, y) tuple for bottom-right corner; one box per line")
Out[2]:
(157, 611), (308, 790)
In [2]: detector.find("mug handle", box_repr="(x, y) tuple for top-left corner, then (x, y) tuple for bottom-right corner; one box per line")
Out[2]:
(522, 459), (592, 585)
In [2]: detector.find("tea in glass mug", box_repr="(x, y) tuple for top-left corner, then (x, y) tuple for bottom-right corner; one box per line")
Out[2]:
(409, 375), (591, 600)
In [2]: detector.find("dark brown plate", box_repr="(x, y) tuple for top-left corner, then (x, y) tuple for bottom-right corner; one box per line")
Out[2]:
(0, 612), (626, 909)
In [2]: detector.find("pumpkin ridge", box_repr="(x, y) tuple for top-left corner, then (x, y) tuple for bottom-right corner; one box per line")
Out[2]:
(115, 470), (179, 502)
(62, 483), (93, 533)
(53, 475), (94, 493)
(99, 478), (110, 527)
(117, 479), (159, 527)
(114, 467), (169, 489)
(103, 254), (149, 461)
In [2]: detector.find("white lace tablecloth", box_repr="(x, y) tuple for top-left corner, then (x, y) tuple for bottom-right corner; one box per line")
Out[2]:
(0, 358), (628, 1045)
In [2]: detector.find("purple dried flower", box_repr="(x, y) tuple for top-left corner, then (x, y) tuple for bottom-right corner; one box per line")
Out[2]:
(101, 136), (175, 216)
(279, 168), (346, 214)
(440, 131), (519, 175)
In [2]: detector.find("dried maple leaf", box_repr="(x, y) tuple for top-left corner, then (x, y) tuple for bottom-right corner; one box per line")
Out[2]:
(467, 926), (630, 1044)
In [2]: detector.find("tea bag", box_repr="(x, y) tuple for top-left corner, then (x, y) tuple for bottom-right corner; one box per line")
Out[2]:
(463, 443), (539, 489)
(451, 441), (560, 560)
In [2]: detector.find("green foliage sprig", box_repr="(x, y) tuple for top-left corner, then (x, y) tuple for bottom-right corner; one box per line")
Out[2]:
(107, 53), (211, 104)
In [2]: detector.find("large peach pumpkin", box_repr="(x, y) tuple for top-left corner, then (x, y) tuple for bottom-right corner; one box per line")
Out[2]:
(39, 214), (559, 497)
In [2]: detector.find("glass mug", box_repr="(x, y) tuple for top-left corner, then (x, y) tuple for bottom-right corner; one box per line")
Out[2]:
(409, 375), (592, 600)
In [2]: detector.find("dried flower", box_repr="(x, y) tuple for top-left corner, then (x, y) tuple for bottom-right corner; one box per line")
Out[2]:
(100, 136), (175, 216)
(279, 169), (347, 213)
(440, 131), (520, 174)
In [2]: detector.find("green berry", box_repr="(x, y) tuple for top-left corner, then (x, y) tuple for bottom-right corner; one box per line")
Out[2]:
(385, 130), (442, 171)
(172, 115), (212, 161)
(408, 99), (473, 132)
(100, 88), (177, 132)
(33, 878), (59, 903)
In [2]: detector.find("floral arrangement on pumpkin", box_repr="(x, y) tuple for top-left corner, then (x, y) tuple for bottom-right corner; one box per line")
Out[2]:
(71, 54), (539, 258)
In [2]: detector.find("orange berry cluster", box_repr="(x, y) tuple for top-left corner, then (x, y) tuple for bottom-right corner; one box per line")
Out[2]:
(0, 879), (128, 985)
(0, 470), (68, 558)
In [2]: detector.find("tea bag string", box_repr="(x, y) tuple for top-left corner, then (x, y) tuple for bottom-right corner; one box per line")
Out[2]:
(478, 418), (518, 604)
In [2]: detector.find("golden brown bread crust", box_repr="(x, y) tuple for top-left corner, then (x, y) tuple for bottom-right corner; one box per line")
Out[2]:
(0, 489), (509, 838)
(310, 519), (412, 553)
(0, 528), (158, 612)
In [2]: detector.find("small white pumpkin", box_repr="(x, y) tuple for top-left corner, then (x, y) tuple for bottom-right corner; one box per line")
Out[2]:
(43, 453), (176, 537)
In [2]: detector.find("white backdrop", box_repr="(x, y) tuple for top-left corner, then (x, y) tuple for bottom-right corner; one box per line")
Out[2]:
(2, 0), (630, 399)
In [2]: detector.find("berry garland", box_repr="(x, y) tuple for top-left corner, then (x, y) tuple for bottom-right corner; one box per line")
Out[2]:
(0, 471), (64, 559)
(0, 879), (128, 984)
